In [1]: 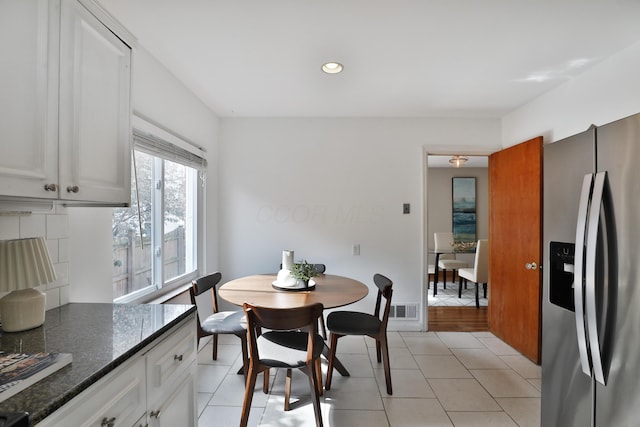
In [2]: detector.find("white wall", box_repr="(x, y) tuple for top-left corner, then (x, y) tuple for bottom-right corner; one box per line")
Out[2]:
(218, 117), (500, 328)
(502, 40), (640, 146)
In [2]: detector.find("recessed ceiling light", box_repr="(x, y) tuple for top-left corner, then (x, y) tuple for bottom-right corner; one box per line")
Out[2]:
(322, 62), (343, 74)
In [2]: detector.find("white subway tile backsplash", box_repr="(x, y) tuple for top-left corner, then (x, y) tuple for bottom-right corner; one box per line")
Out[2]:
(51, 262), (69, 289)
(0, 215), (20, 240)
(0, 209), (71, 311)
(58, 238), (69, 262)
(59, 285), (70, 306)
(45, 287), (61, 311)
(46, 239), (60, 263)
(19, 214), (46, 238)
(46, 214), (69, 239)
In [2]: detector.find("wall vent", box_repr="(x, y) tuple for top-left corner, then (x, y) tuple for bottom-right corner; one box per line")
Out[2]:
(389, 303), (419, 320)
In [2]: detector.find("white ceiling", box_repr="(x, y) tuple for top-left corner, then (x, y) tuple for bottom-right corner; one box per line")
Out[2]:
(98, 0), (640, 119)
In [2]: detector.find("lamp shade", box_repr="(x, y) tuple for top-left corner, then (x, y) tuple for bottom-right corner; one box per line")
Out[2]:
(0, 238), (56, 332)
(0, 237), (56, 292)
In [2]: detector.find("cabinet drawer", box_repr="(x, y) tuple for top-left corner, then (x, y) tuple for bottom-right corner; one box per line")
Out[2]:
(37, 356), (146, 427)
(146, 318), (196, 403)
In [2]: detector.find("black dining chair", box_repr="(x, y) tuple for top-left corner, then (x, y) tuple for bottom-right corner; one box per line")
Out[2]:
(240, 302), (325, 427)
(190, 272), (248, 378)
(325, 273), (394, 395)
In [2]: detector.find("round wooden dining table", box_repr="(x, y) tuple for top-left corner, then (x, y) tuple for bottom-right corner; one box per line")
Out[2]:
(218, 273), (369, 309)
(219, 273), (369, 377)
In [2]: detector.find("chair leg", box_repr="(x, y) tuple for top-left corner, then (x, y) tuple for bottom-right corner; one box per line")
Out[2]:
(442, 269), (447, 288)
(458, 276), (463, 298)
(308, 362), (324, 427)
(379, 334), (392, 395)
(483, 283), (487, 298)
(375, 339), (382, 363)
(475, 282), (479, 308)
(212, 333), (219, 360)
(325, 333), (340, 390)
(315, 358), (323, 396)
(240, 364), (258, 427)
(263, 368), (270, 393)
(319, 316), (327, 340)
(284, 368), (292, 411)
(238, 333), (249, 381)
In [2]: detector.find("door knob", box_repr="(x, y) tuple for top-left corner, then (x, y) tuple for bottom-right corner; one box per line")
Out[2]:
(525, 262), (538, 270)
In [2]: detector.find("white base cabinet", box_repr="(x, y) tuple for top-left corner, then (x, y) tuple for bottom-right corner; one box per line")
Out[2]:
(37, 315), (197, 427)
(146, 318), (198, 427)
(0, 0), (132, 205)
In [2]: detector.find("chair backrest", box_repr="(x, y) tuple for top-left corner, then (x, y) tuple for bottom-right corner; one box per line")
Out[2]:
(434, 232), (455, 260)
(191, 272), (223, 314)
(474, 239), (489, 283)
(372, 273), (393, 330)
(243, 302), (324, 362)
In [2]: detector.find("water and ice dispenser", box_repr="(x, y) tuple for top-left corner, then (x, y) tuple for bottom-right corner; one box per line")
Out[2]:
(549, 241), (576, 311)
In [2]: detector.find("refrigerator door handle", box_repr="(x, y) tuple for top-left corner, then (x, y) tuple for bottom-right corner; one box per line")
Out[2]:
(574, 173), (593, 377)
(585, 171), (607, 385)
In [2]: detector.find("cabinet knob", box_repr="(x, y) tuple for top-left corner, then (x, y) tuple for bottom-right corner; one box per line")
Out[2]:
(44, 183), (58, 192)
(174, 354), (183, 362)
(66, 185), (79, 193)
(149, 410), (160, 418)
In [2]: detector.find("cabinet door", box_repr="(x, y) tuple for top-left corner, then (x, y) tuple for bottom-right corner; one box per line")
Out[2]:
(146, 318), (197, 427)
(148, 362), (197, 427)
(59, 0), (131, 204)
(0, 0), (59, 199)
(37, 356), (146, 427)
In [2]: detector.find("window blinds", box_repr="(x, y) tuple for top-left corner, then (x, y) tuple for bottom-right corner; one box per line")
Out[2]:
(132, 128), (207, 170)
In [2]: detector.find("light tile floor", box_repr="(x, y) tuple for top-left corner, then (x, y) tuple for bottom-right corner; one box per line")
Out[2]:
(197, 331), (540, 426)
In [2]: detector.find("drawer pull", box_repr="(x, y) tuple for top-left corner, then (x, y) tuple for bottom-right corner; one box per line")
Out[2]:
(101, 417), (116, 427)
(174, 354), (183, 362)
(66, 185), (80, 193)
(44, 183), (57, 192)
(150, 410), (160, 418)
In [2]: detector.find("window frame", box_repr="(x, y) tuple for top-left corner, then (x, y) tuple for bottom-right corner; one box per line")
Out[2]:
(113, 117), (206, 303)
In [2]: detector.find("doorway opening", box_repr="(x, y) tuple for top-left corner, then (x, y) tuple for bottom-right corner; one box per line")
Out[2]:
(424, 153), (490, 331)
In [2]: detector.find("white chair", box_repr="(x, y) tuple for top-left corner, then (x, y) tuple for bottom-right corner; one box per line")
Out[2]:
(458, 239), (489, 308)
(434, 232), (469, 294)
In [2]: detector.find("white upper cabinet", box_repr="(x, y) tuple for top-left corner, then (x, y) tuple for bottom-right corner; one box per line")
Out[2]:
(0, 0), (59, 200)
(0, 0), (132, 205)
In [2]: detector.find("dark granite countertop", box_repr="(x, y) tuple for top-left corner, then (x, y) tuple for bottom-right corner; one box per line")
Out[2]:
(0, 303), (196, 425)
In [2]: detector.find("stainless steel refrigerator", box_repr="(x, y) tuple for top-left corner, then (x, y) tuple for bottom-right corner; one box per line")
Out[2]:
(542, 113), (640, 426)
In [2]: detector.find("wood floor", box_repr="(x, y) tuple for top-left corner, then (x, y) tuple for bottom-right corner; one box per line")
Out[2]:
(428, 306), (488, 332)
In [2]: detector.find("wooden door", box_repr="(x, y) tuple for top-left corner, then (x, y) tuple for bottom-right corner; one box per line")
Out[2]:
(489, 136), (542, 363)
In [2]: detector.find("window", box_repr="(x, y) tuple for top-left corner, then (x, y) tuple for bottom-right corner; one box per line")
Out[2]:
(112, 125), (206, 302)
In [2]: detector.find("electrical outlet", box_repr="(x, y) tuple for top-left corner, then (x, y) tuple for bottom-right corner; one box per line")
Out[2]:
(403, 203), (410, 214)
(352, 244), (360, 256)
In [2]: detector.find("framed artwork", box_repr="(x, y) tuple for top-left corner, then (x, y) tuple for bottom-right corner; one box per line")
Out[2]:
(452, 177), (476, 243)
